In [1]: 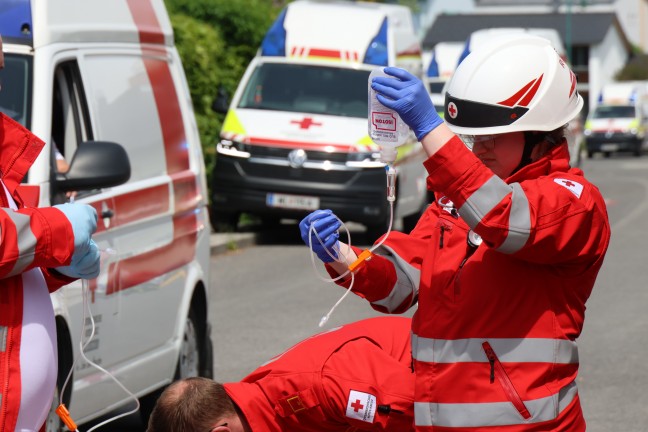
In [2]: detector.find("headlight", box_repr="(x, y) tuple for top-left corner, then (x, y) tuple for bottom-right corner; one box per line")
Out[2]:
(583, 129), (592, 136)
(216, 139), (250, 158)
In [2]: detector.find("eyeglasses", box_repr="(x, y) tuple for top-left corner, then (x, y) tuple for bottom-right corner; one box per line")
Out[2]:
(208, 423), (228, 432)
(458, 134), (496, 150)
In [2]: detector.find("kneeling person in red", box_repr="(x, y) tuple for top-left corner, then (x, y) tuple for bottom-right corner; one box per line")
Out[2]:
(147, 316), (415, 432)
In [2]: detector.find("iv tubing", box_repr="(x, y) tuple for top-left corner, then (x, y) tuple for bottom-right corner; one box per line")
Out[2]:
(310, 164), (396, 327)
(58, 250), (141, 431)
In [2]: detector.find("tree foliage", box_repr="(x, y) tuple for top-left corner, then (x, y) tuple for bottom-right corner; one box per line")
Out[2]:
(164, 0), (282, 174)
(615, 53), (648, 81)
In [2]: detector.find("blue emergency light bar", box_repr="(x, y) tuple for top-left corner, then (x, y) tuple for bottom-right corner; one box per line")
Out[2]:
(0, 0), (32, 43)
(427, 53), (439, 78)
(261, 8), (287, 57)
(364, 18), (388, 66)
(457, 35), (472, 67)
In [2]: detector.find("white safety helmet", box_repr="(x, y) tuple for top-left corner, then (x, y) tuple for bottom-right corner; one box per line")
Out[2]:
(444, 35), (583, 136)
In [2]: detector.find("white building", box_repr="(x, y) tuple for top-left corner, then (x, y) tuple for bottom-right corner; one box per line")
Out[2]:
(419, 0), (639, 114)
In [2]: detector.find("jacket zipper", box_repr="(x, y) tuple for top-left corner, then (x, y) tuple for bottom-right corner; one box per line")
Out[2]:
(1, 326), (12, 430)
(482, 341), (532, 420)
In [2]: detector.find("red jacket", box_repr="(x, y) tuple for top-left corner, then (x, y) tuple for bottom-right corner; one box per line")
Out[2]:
(330, 137), (610, 431)
(225, 316), (415, 431)
(0, 114), (76, 431)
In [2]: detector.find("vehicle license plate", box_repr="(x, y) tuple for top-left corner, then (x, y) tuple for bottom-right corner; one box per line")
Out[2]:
(266, 193), (320, 210)
(600, 143), (619, 152)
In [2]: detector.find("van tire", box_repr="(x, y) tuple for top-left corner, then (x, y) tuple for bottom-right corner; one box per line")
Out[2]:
(210, 210), (240, 232)
(139, 305), (207, 425)
(45, 319), (73, 432)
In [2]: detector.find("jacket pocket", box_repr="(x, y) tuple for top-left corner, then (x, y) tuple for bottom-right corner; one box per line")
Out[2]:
(482, 341), (531, 420)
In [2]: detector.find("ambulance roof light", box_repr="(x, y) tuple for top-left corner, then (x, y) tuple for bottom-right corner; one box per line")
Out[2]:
(456, 36), (472, 67)
(261, 8), (287, 57)
(427, 53), (439, 78)
(0, 0), (32, 42)
(364, 18), (388, 66)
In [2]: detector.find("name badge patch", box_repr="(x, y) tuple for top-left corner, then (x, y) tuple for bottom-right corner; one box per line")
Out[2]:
(346, 390), (377, 423)
(554, 178), (583, 198)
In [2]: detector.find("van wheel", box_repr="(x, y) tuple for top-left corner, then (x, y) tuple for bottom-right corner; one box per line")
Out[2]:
(634, 144), (642, 157)
(46, 320), (73, 432)
(44, 385), (64, 432)
(176, 307), (201, 379)
(139, 306), (205, 425)
(210, 210), (239, 232)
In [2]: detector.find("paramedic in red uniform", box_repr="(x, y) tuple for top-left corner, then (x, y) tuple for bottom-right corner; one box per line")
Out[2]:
(0, 34), (100, 432)
(147, 316), (415, 432)
(300, 35), (611, 431)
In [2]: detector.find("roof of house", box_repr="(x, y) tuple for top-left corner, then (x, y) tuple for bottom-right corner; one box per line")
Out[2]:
(422, 12), (631, 51)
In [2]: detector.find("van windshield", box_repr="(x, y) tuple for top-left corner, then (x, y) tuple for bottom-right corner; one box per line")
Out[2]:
(0, 54), (32, 128)
(592, 105), (635, 119)
(238, 62), (370, 118)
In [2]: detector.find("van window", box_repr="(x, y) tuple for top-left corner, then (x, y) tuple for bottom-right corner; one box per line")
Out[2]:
(53, 62), (93, 162)
(81, 54), (166, 182)
(0, 54), (32, 128)
(238, 62), (370, 118)
(593, 105), (635, 119)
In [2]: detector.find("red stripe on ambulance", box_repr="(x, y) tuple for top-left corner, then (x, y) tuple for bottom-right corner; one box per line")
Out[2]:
(101, 0), (199, 293)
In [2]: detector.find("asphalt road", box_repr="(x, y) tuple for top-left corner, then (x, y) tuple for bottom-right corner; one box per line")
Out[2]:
(83, 153), (648, 431)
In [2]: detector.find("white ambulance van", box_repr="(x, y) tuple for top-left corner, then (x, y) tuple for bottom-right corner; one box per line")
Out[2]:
(584, 81), (648, 157)
(211, 0), (430, 239)
(0, 0), (212, 428)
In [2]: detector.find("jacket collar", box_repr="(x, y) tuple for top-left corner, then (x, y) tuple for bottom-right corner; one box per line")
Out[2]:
(0, 113), (45, 194)
(507, 140), (572, 184)
(224, 382), (283, 432)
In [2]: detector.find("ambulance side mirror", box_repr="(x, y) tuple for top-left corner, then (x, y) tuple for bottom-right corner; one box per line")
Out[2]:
(212, 85), (230, 114)
(56, 141), (131, 192)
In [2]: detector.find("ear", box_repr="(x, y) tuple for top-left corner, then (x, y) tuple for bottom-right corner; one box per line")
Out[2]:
(211, 426), (230, 432)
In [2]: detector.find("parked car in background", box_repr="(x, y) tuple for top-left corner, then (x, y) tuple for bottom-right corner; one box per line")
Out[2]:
(0, 0), (213, 429)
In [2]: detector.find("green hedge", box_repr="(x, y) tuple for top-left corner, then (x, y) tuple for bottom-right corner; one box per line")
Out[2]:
(164, 0), (282, 177)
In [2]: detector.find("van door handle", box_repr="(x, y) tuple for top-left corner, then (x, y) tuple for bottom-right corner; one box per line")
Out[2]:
(101, 209), (114, 218)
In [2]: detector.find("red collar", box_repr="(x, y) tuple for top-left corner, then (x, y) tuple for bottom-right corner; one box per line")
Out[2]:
(0, 113), (45, 194)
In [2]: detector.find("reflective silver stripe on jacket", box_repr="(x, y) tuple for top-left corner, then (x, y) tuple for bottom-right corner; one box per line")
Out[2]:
(414, 380), (578, 427)
(412, 335), (579, 364)
(371, 244), (420, 312)
(458, 177), (531, 254)
(1, 209), (37, 276)
(0, 326), (6, 352)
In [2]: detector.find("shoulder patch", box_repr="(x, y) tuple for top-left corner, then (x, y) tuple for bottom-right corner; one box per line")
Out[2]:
(346, 390), (377, 423)
(554, 178), (583, 198)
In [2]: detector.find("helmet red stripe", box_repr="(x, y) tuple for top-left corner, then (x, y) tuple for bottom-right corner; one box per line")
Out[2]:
(518, 74), (544, 106)
(497, 77), (537, 107)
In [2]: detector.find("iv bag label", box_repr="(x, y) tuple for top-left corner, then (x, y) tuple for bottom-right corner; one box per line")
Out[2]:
(372, 112), (397, 131)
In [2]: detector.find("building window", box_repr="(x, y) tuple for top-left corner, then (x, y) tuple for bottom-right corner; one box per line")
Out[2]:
(571, 45), (590, 68)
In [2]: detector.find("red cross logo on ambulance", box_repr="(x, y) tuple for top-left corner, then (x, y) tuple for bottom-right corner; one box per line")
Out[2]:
(554, 178), (583, 198)
(290, 117), (322, 130)
(346, 390), (376, 423)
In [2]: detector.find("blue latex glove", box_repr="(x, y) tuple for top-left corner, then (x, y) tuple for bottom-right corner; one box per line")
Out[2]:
(299, 209), (341, 263)
(56, 240), (101, 279)
(54, 203), (100, 279)
(371, 67), (443, 141)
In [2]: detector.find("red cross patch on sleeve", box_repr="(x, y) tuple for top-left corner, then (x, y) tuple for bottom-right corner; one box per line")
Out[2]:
(345, 390), (377, 423)
(554, 178), (583, 198)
